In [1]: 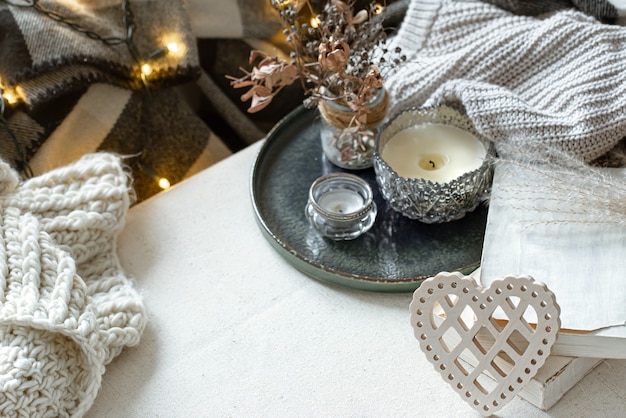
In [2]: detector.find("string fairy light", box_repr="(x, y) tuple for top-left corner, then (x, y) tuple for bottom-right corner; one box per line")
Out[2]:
(372, 2), (384, 15)
(157, 176), (171, 189)
(166, 42), (180, 55)
(310, 14), (321, 28)
(138, 161), (171, 190)
(140, 63), (153, 76)
(0, 0), (177, 189)
(0, 78), (33, 178)
(273, 0), (306, 11)
(1, 89), (18, 105)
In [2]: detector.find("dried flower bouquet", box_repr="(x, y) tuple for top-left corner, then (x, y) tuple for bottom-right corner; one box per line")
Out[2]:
(227, 0), (405, 134)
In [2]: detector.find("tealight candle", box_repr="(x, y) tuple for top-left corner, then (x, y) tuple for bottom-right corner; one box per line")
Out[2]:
(373, 106), (494, 223)
(317, 189), (365, 214)
(305, 173), (377, 240)
(381, 124), (487, 184)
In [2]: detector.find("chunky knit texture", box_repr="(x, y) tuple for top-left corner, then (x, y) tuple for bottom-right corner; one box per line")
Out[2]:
(483, 0), (620, 20)
(386, 0), (626, 162)
(0, 153), (145, 417)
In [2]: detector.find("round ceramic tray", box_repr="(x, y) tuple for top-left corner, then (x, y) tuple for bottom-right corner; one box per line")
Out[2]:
(250, 106), (487, 292)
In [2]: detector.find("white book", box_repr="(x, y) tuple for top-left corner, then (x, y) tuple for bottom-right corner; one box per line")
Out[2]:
(479, 162), (626, 359)
(456, 351), (600, 410)
(435, 309), (601, 410)
(454, 332), (601, 410)
(516, 356), (600, 410)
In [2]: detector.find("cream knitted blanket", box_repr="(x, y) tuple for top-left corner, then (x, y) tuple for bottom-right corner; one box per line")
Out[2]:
(386, 0), (626, 161)
(0, 153), (145, 417)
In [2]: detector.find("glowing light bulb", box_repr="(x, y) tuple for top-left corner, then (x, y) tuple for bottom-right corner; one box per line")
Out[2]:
(138, 162), (170, 190)
(2, 86), (22, 105)
(141, 63), (152, 76)
(166, 42), (179, 54)
(310, 15), (321, 29)
(0, 79), (19, 106)
(158, 34), (185, 58)
(273, 0), (304, 11)
(2, 90), (18, 105)
(372, 3), (384, 15)
(158, 177), (171, 189)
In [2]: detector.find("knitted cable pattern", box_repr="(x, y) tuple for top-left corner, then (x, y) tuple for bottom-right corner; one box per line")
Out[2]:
(0, 153), (145, 417)
(386, 0), (626, 162)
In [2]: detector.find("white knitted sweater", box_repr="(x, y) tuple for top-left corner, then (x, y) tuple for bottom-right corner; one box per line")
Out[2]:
(0, 153), (145, 417)
(386, 0), (626, 161)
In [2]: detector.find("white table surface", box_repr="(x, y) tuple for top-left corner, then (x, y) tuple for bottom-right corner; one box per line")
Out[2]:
(86, 141), (626, 417)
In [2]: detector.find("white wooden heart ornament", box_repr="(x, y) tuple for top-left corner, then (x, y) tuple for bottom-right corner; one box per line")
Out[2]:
(410, 271), (560, 415)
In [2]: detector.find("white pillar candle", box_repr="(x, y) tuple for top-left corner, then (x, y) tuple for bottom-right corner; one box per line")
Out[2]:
(318, 189), (365, 214)
(381, 124), (487, 183)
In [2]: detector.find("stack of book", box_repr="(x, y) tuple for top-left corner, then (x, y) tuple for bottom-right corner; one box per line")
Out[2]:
(458, 161), (626, 409)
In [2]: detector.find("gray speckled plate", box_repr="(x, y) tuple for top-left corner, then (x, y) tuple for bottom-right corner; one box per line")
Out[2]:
(250, 106), (487, 293)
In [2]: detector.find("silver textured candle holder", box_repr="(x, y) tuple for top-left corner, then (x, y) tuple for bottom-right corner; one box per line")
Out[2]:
(305, 173), (377, 240)
(373, 106), (494, 223)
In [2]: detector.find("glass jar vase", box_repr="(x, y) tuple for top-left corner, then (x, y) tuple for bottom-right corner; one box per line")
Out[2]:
(318, 88), (388, 170)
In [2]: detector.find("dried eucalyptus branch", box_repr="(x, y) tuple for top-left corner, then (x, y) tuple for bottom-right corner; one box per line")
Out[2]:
(226, 0), (406, 127)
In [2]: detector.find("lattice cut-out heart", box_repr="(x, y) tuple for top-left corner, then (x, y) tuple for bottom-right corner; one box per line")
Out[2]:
(410, 272), (560, 415)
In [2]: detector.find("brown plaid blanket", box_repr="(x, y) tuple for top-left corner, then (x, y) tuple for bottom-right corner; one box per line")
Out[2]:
(0, 0), (210, 201)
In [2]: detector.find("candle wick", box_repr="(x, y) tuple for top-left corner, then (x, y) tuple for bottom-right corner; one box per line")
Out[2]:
(429, 160), (436, 169)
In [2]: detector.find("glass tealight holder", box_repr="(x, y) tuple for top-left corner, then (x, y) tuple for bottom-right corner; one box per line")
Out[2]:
(373, 106), (494, 223)
(305, 173), (377, 240)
